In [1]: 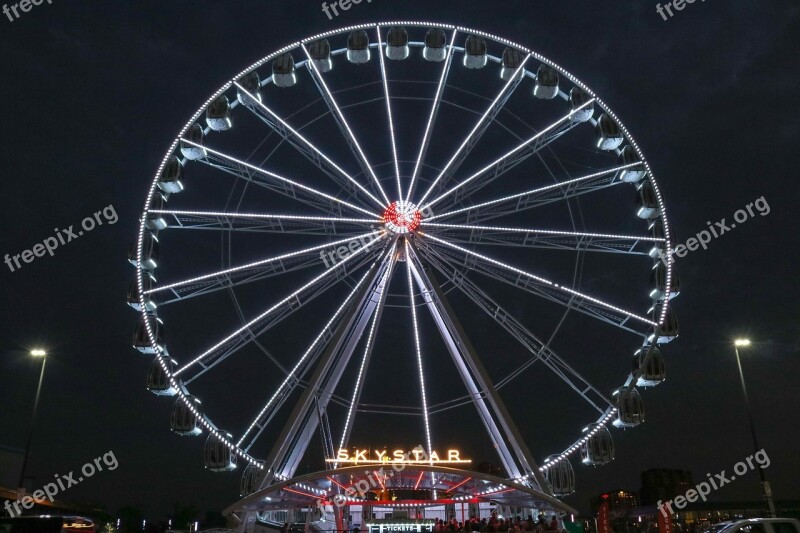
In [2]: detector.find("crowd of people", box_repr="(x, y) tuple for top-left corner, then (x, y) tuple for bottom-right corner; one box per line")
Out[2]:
(431, 514), (565, 533)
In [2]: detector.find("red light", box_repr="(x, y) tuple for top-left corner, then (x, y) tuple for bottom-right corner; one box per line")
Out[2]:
(383, 201), (422, 233)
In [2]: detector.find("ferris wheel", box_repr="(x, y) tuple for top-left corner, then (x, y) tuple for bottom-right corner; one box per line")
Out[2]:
(129, 21), (679, 505)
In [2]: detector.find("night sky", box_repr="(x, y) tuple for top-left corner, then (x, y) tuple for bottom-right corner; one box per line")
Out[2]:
(1, 0), (799, 520)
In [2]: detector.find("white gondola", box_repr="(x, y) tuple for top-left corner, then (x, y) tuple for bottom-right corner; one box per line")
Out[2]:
(157, 156), (184, 194)
(636, 180), (660, 220)
(632, 345), (666, 387)
(463, 35), (488, 69)
(619, 146), (646, 183)
(534, 64), (559, 99)
(133, 315), (164, 354)
(171, 396), (203, 436)
(347, 30), (370, 64)
(647, 218), (677, 259)
(206, 95), (232, 132)
(650, 261), (680, 300)
(596, 114), (623, 150)
(612, 387), (645, 428)
(240, 461), (265, 497)
(544, 456), (575, 496)
(500, 47), (525, 81)
(423, 27), (447, 62)
(309, 39), (333, 73)
(145, 193), (168, 231)
(569, 88), (594, 123)
(648, 303), (678, 344)
(127, 275), (157, 312)
(272, 53), (297, 88)
(580, 424), (614, 465)
(146, 356), (179, 396)
(236, 71), (262, 106)
(128, 231), (160, 271)
(204, 430), (237, 471)
(180, 124), (206, 161)
(386, 27), (409, 61)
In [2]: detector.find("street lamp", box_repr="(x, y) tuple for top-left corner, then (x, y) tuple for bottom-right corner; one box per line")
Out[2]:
(18, 349), (47, 494)
(733, 339), (776, 517)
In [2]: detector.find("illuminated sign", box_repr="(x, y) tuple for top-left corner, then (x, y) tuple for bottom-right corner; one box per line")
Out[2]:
(327, 448), (470, 464)
(368, 524), (434, 533)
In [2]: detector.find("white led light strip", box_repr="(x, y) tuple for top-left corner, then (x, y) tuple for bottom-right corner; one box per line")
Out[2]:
(174, 235), (387, 376)
(376, 26), (403, 201)
(151, 209), (380, 225)
(145, 231), (382, 296)
(181, 139), (377, 219)
(421, 233), (657, 326)
(300, 42), (390, 206)
(405, 240), (434, 468)
(416, 52), (532, 207)
(336, 245), (397, 466)
(406, 29), (458, 204)
(421, 222), (665, 242)
(421, 99), (595, 211)
(426, 163), (638, 221)
(237, 255), (388, 448)
(233, 81), (385, 210)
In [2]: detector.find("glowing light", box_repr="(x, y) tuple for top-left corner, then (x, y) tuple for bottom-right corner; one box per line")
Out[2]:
(383, 201), (422, 234)
(301, 42), (390, 205)
(417, 52), (532, 207)
(233, 81), (384, 209)
(421, 233), (657, 326)
(406, 29), (458, 203)
(30, 349), (46, 357)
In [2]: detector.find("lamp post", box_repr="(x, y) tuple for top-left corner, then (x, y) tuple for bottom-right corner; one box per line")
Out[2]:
(18, 348), (47, 494)
(733, 339), (776, 517)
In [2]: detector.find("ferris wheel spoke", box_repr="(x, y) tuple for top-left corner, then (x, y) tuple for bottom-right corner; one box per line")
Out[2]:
(174, 237), (388, 383)
(420, 245), (614, 414)
(421, 100), (594, 212)
(237, 252), (393, 451)
(234, 81), (385, 210)
(150, 209), (379, 236)
(376, 26), (403, 201)
(404, 239), (434, 464)
(416, 53), (532, 207)
(405, 29), (458, 203)
(418, 234), (656, 332)
(421, 222), (662, 255)
(335, 247), (396, 464)
(183, 139), (378, 218)
(301, 42), (391, 206)
(427, 163), (638, 224)
(145, 231), (383, 302)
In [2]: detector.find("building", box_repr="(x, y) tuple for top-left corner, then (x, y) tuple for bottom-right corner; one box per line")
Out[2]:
(591, 490), (640, 514)
(640, 468), (694, 506)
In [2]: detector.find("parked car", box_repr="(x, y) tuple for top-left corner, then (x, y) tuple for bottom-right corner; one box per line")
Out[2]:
(712, 519), (800, 533)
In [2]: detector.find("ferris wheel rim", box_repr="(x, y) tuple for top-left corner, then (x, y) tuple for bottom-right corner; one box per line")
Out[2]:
(134, 20), (675, 477)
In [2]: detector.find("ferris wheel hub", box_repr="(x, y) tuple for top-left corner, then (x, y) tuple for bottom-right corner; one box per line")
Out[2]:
(382, 201), (422, 234)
